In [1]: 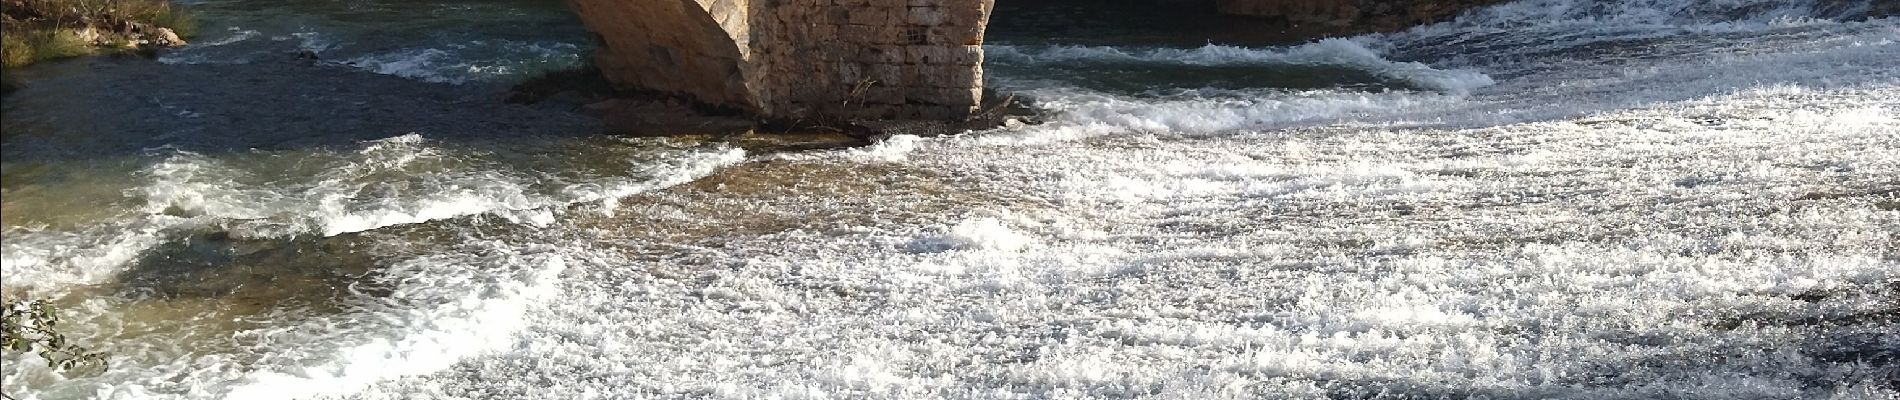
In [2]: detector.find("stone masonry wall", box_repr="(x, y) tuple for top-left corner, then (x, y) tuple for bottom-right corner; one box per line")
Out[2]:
(750, 0), (992, 121)
(570, 0), (992, 121)
(1214, 0), (1508, 32)
(570, 0), (757, 108)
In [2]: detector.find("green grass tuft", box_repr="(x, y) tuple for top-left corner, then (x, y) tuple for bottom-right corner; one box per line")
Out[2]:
(1, 31), (33, 68)
(0, 29), (95, 68)
(34, 29), (95, 59)
(149, 7), (198, 38)
(1, 0), (194, 70)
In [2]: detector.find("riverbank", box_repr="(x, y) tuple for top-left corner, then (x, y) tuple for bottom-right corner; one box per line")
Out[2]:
(1, 0), (194, 92)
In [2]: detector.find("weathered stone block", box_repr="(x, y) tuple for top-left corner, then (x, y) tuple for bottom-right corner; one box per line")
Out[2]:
(925, 25), (982, 46)
(848, 6), (900, 26)
(859, 45), (906, 64)
(574, 0), (993, 121)
(840, 24), (907, 45)
(861, 86), (908, 105)
(867, 63), (907, 86)
(907, 64), (978, 88)
(905, 45), (982, 65)
(907, 6), (949, 26)
(831, 62), (865, 83)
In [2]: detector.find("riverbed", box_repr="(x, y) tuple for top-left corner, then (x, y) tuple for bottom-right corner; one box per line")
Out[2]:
(3, 0), (1896, 399)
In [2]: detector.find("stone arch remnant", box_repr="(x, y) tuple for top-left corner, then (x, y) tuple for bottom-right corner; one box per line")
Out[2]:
(569, 0), (1510, 122)
(570, 0), (994, 121)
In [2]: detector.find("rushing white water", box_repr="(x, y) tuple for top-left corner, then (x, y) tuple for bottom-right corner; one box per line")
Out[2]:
(990, 39), (1497, 93)
(4, 0), (1897, 399)
(3, 134), (744, 291)
(3, 136), (745, 399)
(339, 41), (585, 84)
(11, 239), (576, 400)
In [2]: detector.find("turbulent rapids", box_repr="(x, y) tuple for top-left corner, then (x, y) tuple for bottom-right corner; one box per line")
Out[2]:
(2, 0), (1896, 399)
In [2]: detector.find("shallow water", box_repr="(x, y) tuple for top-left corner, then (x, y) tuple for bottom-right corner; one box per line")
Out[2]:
(3, 0), (1897, 399)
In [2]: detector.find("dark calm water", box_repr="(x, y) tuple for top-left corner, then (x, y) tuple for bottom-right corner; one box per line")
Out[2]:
(163, 0), (589, 83)
(4, 1), (1896, 399)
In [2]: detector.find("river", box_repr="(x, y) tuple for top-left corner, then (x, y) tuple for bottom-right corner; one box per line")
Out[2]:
(2, 0), (1895, 399)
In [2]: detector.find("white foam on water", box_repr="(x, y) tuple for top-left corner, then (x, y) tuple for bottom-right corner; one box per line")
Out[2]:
(203, 29), (263, 47)
(909, 217), (1036, 253)
(138, 134), (744, 239)
(0, 218), (190, 290)
(766, 134), (928, 163)
(1373, 0), (1887, 66)
(991, 39), (1497, 93)
(341, 48), (464, 83)
(2, 239), (579, 400)
(1408, 0), (1869, 36)
(553, 145), (750, 211)
(974, 87), (1463, 145)
(128, 134), (524, 238)
(341, 40), (583, 84)
(156, 28), (338, 66)
(1, 134), (744, 397)
(362, 81), (1897, 399)
(212, 242), (571, 400)
(10, 1), (1900, 399)
(843, 134), (925, 162)
(283, 30), (336, 53)
(302, 3), (1899, 397)
(157, 28), (263, 65)
(1, 134), (744, 291)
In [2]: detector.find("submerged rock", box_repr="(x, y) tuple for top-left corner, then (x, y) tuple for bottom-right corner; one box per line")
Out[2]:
(147, 27), (185, 47)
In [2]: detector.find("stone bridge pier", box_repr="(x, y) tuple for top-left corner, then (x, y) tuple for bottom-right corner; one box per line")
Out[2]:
(568, 0), (1506, 121)
(570, 0), (993, 121)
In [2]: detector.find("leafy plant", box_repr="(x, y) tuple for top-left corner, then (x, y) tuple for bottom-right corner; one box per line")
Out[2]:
(2, 298), (107, 373)
(0, 32), (32, 68)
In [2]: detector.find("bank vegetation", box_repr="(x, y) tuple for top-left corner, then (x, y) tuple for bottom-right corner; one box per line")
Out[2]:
(2, 0), (195, 91)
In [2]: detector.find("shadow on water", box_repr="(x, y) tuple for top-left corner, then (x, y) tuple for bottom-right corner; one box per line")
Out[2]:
(159, 0), (588, 73)
(988, 0), (1355, 47)
(0, 56), (601, 165)
(112, 229), (389, 307)
(86, 212), (538, 349)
